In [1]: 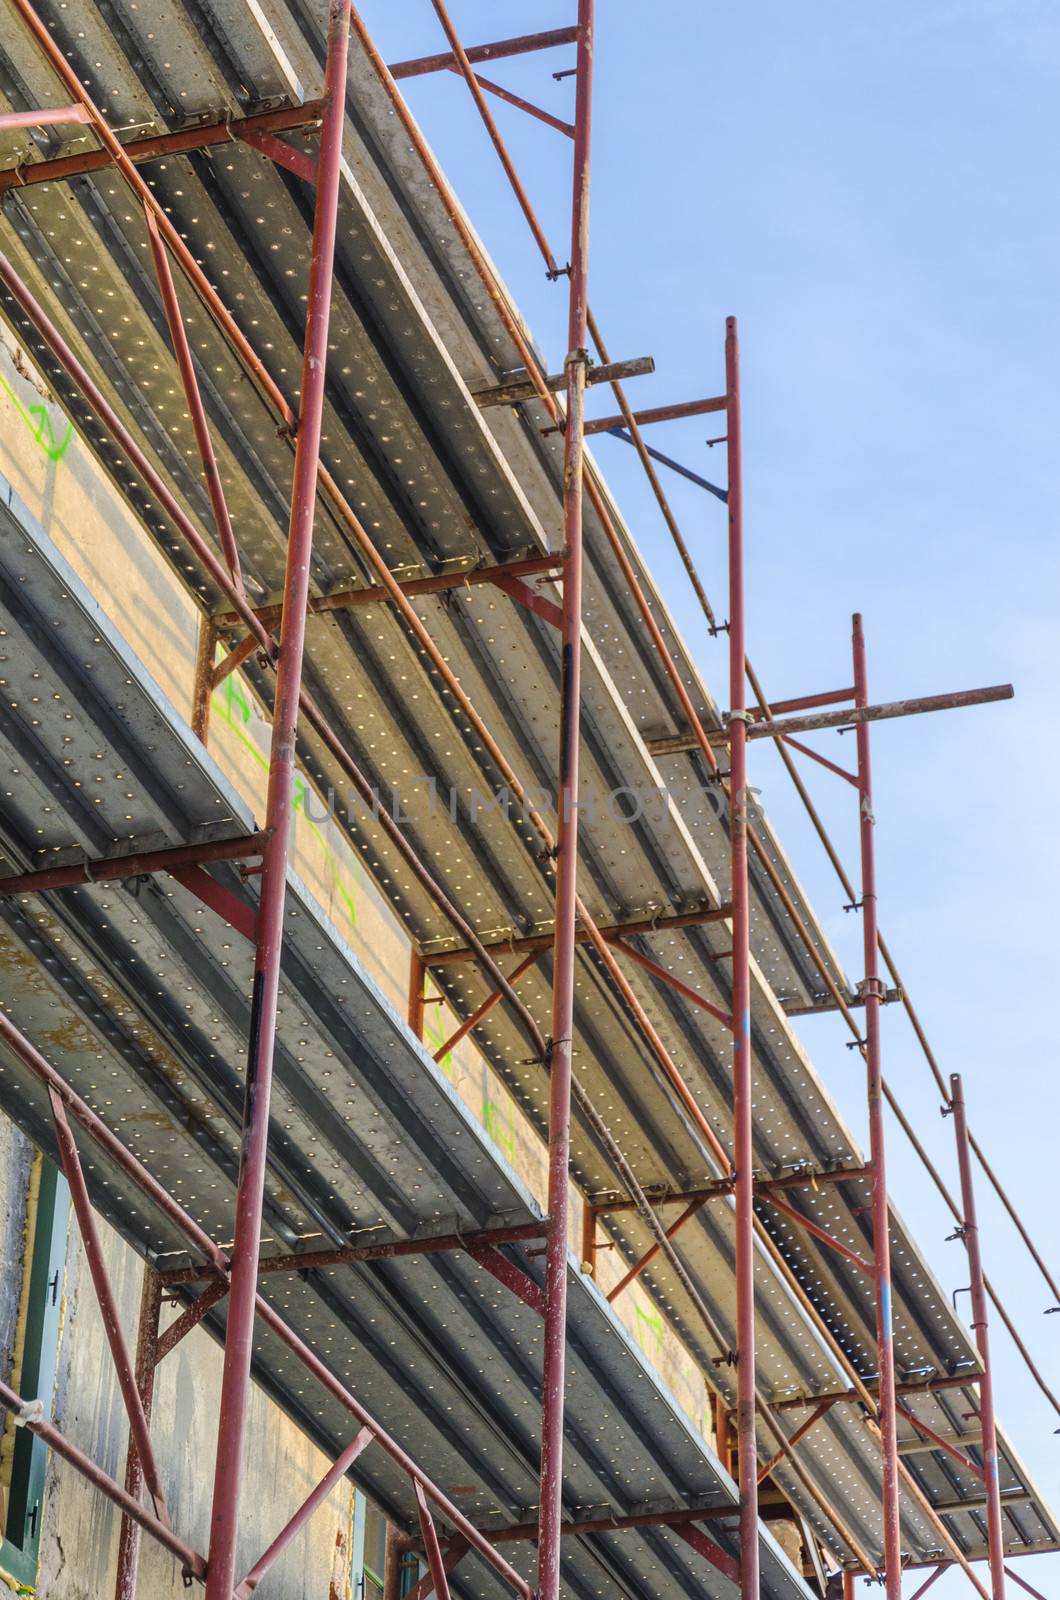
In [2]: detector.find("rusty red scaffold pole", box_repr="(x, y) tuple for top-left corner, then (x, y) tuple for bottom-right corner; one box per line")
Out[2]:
(724, 315), (759, 1600)
(949, 1072), (1007, 1600)
(852, 612), (903, 1594)
(538, 4), (594, 1598)
(202, 6), (352, 1597)
(114, 1270), (163, 1600)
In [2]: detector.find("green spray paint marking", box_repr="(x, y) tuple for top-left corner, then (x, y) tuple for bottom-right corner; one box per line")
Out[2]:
(482, 1095), (517, 1163)
(632, 1296), (664, 1358)
(422, 1009), (454, 1081)
(210, 672), (358, 935)
(1, 371), (74, 463)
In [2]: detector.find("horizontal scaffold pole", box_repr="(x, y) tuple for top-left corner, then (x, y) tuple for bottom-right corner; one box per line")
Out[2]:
(651, 683), (1013, 755)
(474, 356), (654, 407)
(213, 554), (563, 630)
(0, 101), (326, 193)
(424, 902), (731, 965)
(388, 26), (579, 81)
(0, 832), (267, 896)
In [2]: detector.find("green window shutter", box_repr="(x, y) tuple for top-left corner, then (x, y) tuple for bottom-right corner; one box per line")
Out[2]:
(2, 1158), (69, 1591)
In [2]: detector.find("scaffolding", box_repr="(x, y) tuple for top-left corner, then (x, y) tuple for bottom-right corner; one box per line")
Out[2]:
(0, 3), (1055, 1598)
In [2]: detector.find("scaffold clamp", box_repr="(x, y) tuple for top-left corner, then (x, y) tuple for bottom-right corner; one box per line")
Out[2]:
(14, 1397), (44, 1428)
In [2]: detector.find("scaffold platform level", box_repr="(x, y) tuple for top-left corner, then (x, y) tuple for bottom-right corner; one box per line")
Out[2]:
(0, 487), (815, 1600)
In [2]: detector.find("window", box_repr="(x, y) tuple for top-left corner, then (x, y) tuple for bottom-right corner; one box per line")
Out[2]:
(362, 1498), (387, 1596)
(398, 1548), (422, 1596)
(0, 1155), (69, 1592)
(351, 1492), (420, 1599)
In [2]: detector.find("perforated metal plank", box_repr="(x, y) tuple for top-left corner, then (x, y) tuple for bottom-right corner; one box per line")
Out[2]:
(0, 0), (1055, 1570)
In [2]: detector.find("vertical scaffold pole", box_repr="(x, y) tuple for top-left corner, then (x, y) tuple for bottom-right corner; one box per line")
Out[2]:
(852, 612), (902, 1595)
(408, 949), (427, 1041)
(203, 8), (351, 1597)
(725, 315), (759, 1600)
(113, 1269), (162, 1600)
(537, 5), (594, 1599)
(950, 1073), (1007, 1600)
(843, 1572), (856, 1600)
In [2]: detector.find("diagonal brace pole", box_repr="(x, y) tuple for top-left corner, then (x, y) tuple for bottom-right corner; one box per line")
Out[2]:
(48, 1089), (170, 1526)
(609, 937), (733, 1030)
(426, 0), (563, 277)
(465, 1245), (545, 1317)
(236, 126), (318, 183)
(607, 1195), (708, 1303)
(1004, 1567), (1047, 1600)
(143, 207), (244, 594)
(761, 1192), (874, 1275)
(402, 1536), (469, 1600)
(155, 1279), (231, 1364)
(456, 69), (575, 138)
(669, 1521), (741, 1587)
(756, 1397), (838, 1486)
(415, 1480), (453, 1600)
(169, 863), (258, 944)
(234, 1426), (374, 1596)
(432, 950), (543, 1062)
(894, 1399), (984, 1482)
(909, 1568), (947, 1600)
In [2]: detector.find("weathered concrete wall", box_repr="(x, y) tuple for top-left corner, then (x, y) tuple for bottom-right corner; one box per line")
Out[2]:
(33, 1219), (354, 1599)
(0, 1123), (33, 1396)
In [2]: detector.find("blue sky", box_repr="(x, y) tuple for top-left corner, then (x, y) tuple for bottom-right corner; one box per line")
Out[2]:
(362, 5), (1059, 1592)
